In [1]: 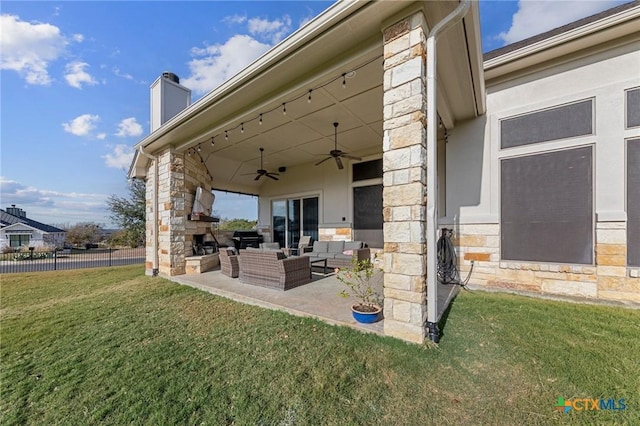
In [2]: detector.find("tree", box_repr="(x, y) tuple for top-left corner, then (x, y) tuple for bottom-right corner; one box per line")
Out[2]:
(106, 178), (146, 247)
(219, 218), (257, 231)
(66, 223), (102, 247)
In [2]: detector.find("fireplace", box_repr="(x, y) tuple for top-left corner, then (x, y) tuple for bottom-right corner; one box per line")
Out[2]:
(192, 234), (217, 255)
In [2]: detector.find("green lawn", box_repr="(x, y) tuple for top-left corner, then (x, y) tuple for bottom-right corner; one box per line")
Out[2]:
(1, 266), (638, 425)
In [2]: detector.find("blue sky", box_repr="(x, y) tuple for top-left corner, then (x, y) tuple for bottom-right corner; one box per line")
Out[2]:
(1, 0), (628, 227)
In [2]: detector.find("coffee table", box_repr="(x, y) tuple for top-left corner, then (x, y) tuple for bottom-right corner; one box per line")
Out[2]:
(308, 257), (328, 275)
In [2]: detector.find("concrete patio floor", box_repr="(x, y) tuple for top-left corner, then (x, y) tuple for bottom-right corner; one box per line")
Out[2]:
(170, 267), (385, 336)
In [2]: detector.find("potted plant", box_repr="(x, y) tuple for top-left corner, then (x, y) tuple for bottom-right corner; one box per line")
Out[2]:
(336, 257), (383, 324)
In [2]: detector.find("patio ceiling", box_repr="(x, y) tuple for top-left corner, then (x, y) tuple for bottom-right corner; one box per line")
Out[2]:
(131, 1), (485, 194)
(195, 50), (384, 194)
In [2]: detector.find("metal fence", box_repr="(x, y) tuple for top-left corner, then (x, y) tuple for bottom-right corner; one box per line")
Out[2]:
(0, 247), (145, 274)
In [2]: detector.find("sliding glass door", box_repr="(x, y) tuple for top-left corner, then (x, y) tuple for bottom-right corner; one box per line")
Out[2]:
(272, 196), (318, 248)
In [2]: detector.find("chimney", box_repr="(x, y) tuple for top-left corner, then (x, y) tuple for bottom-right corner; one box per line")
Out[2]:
(7, 205), (26, 217)
(150, 72), (191, 133)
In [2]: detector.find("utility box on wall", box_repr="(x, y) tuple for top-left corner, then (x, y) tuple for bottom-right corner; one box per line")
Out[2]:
(150, 72), (191, 133)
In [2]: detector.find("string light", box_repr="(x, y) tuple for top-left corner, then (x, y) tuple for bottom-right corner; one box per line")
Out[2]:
(197, 144), (202, 152)
(187, 55), (380, 154)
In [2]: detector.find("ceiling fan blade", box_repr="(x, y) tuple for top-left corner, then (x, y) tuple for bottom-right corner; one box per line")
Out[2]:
(266, 174), (279, 180)
(341, 154), (362, 161)
(254, 174), (262, 181)
(315, 156), (331, 166)
(335, 156), (344, 170)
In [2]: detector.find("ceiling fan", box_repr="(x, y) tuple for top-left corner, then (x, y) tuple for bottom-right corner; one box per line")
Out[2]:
(246, 147), (279, 181)
(315, 122), (361, 170)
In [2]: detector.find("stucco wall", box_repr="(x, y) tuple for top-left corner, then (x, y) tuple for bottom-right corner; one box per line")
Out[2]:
(256, 154), (383, 233)
(443, 40), (640, 303)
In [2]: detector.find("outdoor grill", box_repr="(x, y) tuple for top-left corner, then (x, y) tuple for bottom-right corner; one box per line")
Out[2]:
(231, 230), (263, 251)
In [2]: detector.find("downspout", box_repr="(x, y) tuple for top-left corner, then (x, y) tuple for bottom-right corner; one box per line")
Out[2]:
(139, 145), (159, 277)
(426, 0), (470, 343)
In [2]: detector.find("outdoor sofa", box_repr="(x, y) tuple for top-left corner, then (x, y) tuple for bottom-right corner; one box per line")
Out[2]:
(238, 248), (312, 291)
(302, 241), (370, 270)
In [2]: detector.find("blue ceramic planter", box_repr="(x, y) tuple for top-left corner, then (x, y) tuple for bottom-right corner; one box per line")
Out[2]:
(351, 305), (383, 324)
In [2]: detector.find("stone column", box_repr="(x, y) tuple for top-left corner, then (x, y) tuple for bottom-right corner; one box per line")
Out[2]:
(382, 12), (429, 343)
(156, 148), (186, 276)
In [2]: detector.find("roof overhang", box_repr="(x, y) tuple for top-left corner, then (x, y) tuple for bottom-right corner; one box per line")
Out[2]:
(129, 0), (485, 192)
(484, 2), (640, 83)
(1, 222), (40, 233)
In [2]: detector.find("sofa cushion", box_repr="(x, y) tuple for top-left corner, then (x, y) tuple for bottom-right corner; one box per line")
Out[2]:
(318, 252), (337, 259)
(327, 241), (345, 253)
(344, 241), (363, 250)
(260, 242), (281, 250)
(313, 241), (329, 253)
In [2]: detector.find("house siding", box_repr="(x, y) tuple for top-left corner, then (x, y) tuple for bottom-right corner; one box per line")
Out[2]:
(444, 38), (640, 304)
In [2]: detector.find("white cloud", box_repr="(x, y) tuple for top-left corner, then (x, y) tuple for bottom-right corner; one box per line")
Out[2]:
(103, 144), (135, 169)
(64, 61), (98, 89)
(224, 14), (247, 25)
(0, 14), (68, 85)
(248, 15), (292, 44)
(499, 0), (626, 44)
(0, 177), (110, 226)
(72, 33), (84, 42)
(97, 133), (107, 140)
(113, 67), (133, 80)
(115, 117), (143, 138)
(62, 114), (100, 137)
(182, 34), (271, 95)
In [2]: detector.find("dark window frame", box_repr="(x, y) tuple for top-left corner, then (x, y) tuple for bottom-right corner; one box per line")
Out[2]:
(500, 98), (594, 149)
(627, 138), (640, 267)
(626, 87), (640, 129)
(500, 145), (594, 265)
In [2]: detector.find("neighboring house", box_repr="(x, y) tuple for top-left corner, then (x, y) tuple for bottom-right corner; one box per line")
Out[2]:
(130, 1), (640, 343)
(0, 206), (66, 249)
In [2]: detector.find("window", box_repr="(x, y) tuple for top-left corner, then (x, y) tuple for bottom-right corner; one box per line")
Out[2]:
(501, 146), (593, 264)
(353, 159), (382, 181)
(626, 88), (640, 129)
(500, 99), (593, 149)
(272, 196), (319, 249)
(353, 185), (383, 248)
(352, 159), (383, 248)
(9, 234), (30, 248)
(628, 139), (640, 267)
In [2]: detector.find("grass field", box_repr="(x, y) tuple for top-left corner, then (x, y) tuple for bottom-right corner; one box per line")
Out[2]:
(1, 266), (638, 425)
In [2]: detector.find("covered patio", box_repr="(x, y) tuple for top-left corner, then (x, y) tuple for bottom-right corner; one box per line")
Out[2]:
(130, 0), (485, 343)
(171, 266), (460, 338)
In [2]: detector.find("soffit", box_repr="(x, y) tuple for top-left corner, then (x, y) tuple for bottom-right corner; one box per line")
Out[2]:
(133, 1), (484, 191)
(484, 4), (640, 83)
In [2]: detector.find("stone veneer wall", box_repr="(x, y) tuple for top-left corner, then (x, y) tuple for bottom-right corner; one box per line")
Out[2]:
(319, 227), (352, 241)
(145, 149), (214, 276)
(382, 11), (429, 343)
(452, 222), (639, 304)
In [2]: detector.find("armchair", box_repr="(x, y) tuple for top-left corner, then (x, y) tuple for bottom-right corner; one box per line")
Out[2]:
(219, 248), (239, 278)
(283, 235), (314, 256)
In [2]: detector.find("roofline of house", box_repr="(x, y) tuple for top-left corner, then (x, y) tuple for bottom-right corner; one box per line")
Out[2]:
(132, 1), (372, 154)
(129, 1), (485, 179)
(483, 1), (640, 80)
